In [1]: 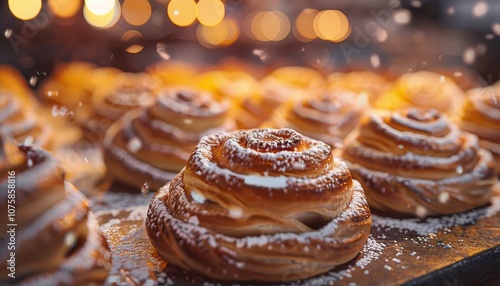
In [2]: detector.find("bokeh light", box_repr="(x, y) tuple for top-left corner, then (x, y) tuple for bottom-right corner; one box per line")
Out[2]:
(122, 0), (152, 26)
(48, 0), (81, 19)
(84, 0), (120, 29)
(294, 9), (319, 42)
(313, 10), (350, 42)
(249, 11), (290, 42)
(168, 0), (197, 27)
(197, 18), (239, 48)
(8, 0), (42, 20)
(197, 0), (225, 27)
(122, 30), (144, 53)
(85, 0), (115, 16)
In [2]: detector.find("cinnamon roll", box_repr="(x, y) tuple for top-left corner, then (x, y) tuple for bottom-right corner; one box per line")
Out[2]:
(263, 88), (365, 148)
(0, 138), (111, 285)
(147, 61), (199, 87)
(342, 108), (496, 217)
(235, 67), (326, 129)
(197, 69), (260, 101)
(103, 87), (236, 190)
(327, 71), (388, 105)
(75, 72), (158, 143)
(146, 128), (372, 282)
(375, 71), (464, 114)
(0, 91), (52, 148)
(458, 85), (500, 174)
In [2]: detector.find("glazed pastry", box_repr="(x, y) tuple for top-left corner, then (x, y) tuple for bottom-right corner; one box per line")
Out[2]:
(103, 87), (236, 190)
(263, 88), (365, 148)
(75, 72), (158, 143)
(327, 71), (388, 105)
(147, 61), (199, 87)
(39, 62), (97, 110)
(0, 138), (111, 285)
(375, 71), (464, 114)
(0, 90), (52, 148)
(235, 66), (326, 129)
(197, 69), (260, 101)
(146, 128), (372, 282)
(342, 108), (496, 217)
(458, 85), (500, 174)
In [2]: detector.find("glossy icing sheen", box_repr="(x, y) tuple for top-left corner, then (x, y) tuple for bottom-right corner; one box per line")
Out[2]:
(343, 108), (496, 217)
(146, 128), (372, 282)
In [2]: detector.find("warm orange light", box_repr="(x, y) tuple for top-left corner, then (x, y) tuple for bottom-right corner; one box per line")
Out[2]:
(84, 0), (120, 29)
(313, 10), (350, 42)
(250, 11), (290, 42)
(122, 0), (152, 26)
(294, 9), (318, 41)
(48, 0), (81, 18)
(126, 45), (144, 53)
(168, 0), (197, 27)
(197, 18), (239, 47)
(85, 0), (115, 16)
(8, 0), (42, 20)
(122, 30), (144, 53)
(197, 0), (225, 27)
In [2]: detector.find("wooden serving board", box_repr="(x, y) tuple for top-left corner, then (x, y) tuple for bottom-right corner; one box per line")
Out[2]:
(87, 182), (500, 286)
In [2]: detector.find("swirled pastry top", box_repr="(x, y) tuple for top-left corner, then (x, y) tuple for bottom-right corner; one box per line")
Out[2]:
(459, 84), (500, 173)
(0, 91), (52, 148)
(103, 87), (236, 190)
(342, 108), (496, 217)
(146, 128), (371, 282)
(0, 139), (110, 284)
(264, 88), (365, 147)
(74, 72), (158, 141)
(375, 71), (464, 114)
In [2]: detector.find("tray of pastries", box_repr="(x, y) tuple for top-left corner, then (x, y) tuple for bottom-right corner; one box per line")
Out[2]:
(1, 62), (499, 286)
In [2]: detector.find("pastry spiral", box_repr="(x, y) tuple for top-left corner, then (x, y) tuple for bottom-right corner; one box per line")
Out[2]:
(327, 71), (388, 105)
(263, 88), (365, 148)
(75, 72), (158, 143)
(459, 85), (500, 174)
(0, 91), (52, 148)
(342, 108), (496, 217)
(146, 128), (372, 282)
(375, 71), (464, 114)
(0, 139), (110, 285)
(103, 87), (236, 190)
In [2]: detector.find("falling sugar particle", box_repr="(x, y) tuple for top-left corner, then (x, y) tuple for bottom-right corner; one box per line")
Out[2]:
(439, 76), (445, 83)
(472, 1), (488, 18)
(23, 136), (34, 145)
(454, 71), (463, 77)
(141, 182), (150, 197)
(64, 232), (76, 247)
(253, 49), (270, 63)
(27, 159), (33, 167)
(376, 28), (388, 42)
(415, 206), (427, 218)
(447, 7), (455, 15)
(462, 47), (476, 65)
(184, 119), (193, 124)
(29, 76), (38, 86)
(370, 54), (380, 68)
(228, 206), (243, 219)
(300, 47), (305, 52)
(127, 137), (142, 152)
(485, 34), (494, 40)
(393, 10), (411, 24)
(476, 43), (487, 55)
(156, 42), (170, 60)
(84, 157), (88, 164)
(4, 29), (12, 39)
(411, 1), (422, 8)
(492, 23), (500, 36)
(456, 165), (463, 174)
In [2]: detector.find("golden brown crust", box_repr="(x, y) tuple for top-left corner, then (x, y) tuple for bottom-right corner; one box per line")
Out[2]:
(103, 87), (236, 190)
(0, 91), (52, 148)
(74, 72), (157, 143)
(458, 85), (500, 174)
(0, 140), (110, 284)
(263, 88), (365, 148)
(375, 71), (464, 114)
(327, 71), (388, 105)
(146, 128), (372, 282)
(342, 108), (496, 217)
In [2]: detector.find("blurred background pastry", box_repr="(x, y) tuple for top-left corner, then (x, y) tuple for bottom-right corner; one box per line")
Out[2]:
(263, 88), (366, 148)
(342, 108), (496, 217)
(458, 83), (500, 174)
(103, 87), (236, 191)
(0, 138), (111, 285)
(327, 71), (389, 105)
